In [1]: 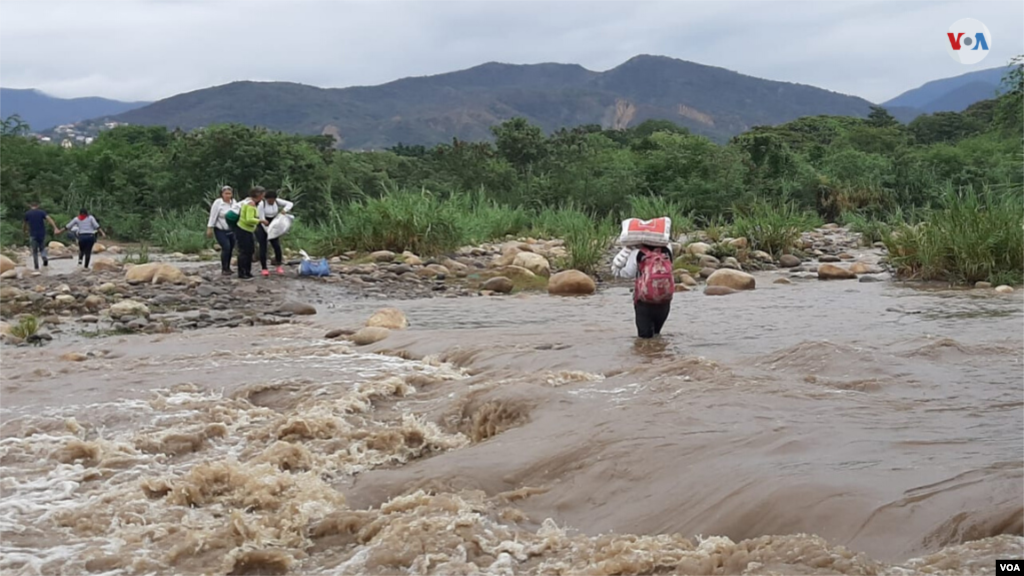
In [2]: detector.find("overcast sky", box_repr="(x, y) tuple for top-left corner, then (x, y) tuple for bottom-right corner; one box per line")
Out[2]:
(1, 0), (1022, 104)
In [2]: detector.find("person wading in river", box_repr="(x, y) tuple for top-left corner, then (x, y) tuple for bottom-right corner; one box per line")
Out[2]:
(206, 185), (240, 276)
(611, 244), (675, 339)
(256, 189), (293, 277)
(235, 187), (265, 280)
(23, 201), (61, 270)
(65, 209), (106, 269)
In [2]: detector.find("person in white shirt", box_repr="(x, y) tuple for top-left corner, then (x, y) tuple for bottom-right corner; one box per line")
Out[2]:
(255, 189), (293, 276)
(206, 185), (240, 276)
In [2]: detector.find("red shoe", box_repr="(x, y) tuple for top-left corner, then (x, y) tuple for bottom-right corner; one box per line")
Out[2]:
(261, 269), (270, 277)
(276, 266), (285, 275)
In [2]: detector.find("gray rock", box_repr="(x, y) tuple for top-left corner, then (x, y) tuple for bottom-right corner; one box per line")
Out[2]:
(779, 254), (801, 268)
(859, 275), (884, 283)
(127, 318), (149, 331)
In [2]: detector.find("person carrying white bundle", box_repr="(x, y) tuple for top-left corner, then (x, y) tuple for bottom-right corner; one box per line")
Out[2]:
(256, 189), (293, 276)
(611, 216), (675, 339)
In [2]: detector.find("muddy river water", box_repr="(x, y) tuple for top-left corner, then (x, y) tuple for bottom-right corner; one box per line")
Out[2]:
(1, 273), (1022, 575)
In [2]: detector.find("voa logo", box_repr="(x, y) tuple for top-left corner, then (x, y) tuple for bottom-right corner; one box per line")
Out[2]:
(947, 18), (992, 64)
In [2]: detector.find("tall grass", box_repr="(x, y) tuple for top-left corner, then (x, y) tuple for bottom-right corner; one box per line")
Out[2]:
(319, 187), (465, 256)
(884, 185), (1024, 284)
(453, 190), (532, 244)
(730, 200), (822, 257)
(625, 195), (694, 236)
(151, 207), (210, 254)
(530, 206), (614, 274)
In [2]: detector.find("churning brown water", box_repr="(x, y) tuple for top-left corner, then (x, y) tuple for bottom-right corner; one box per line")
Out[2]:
(1, 274), (1022, 575)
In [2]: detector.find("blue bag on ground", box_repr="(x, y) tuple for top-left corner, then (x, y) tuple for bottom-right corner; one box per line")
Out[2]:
(300, 257), (330, 277)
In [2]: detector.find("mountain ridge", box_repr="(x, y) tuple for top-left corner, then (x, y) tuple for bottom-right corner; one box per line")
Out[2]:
(103, 55), (879, 148)
(0, 88), (148, 131)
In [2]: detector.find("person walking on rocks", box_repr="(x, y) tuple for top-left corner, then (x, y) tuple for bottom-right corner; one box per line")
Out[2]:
(22, 201), (60, 270)
(611, 244), (675, 339)
(235, 186), (265, 280)
(207, 185), (240, 276)
(65, 209), (106, 269)
(256, 189), (292, 277)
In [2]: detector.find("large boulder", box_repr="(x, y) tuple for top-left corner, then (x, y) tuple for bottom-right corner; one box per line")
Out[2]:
(482, 276), (514, 294)
(817, 264), (857, 280)
(350, 326), (390, 346)
(497, 265), (537, 283)
(93, 243), (107, 254)
(687, 242), (711, 256)
(513, 252), (551, 277)
(125, 263), (186, 285)
(547, 270), (596, 296)
(995, 285), (1014, 294)
(0, 255), (15, 274)
(850, 262), (881, 275)
(366, 307), (408, 329)
(707, 269), (755, 291)
(705, 285), (739, 296)
(109, 300), (150, 319)
(370, 250), (396, 262)
(83, 294), (106, 311)
(91, 258), (120, 272)
(278, 301), (317, 315)
(779, 254), (801, 268)
(443, 259), (469, 277)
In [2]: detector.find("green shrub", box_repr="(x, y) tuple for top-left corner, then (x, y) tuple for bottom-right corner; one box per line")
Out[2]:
(884, 185), (1023, 284)
(322, 187), (465, 256)
(625, 194), (694, 236)
(151, 207), (209, 254)
(10, 315), (39, 339)
(731, 200), (822, 257)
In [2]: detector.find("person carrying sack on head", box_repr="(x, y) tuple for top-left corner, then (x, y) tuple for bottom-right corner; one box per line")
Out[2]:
(610, 217), (675, 339)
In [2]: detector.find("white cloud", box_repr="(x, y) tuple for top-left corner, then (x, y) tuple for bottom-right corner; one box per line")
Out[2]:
(0, 0), (1020, 103)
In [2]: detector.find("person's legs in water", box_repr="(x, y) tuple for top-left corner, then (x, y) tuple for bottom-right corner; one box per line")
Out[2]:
(78, 235), (96, 268)
(634, 301), (671, 339)
(213, 228), (234, 275)
(255, 224), (270, 276)
(237, 231), (255, 278)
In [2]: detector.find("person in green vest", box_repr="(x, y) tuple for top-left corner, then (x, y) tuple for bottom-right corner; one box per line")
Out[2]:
(235, 186), (266, 280)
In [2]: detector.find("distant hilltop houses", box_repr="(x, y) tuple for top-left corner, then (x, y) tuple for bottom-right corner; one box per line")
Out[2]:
(34, 120), (128, 147)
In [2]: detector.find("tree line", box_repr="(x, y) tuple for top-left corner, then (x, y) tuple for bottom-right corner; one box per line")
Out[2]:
(1, 61), (1020, 249)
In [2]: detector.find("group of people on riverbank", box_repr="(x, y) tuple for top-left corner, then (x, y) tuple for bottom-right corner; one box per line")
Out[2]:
(22, 202), (107, 271)
(206, 185), (292, 279)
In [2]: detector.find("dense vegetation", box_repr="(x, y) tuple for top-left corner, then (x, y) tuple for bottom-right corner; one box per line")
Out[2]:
(1, 60), (1021, 282)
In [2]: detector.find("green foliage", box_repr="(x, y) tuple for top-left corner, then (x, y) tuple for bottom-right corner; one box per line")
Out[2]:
(626, 195), (694, 235)
(151, 207), (209, 254)
(883, 185), (1023, 284)
(324, 187), (465, 256)
(122, 243), (151, 265)
(731, 200), (821, 257)
(1, 74), (1021, 288)
(10, 315), (39, 340)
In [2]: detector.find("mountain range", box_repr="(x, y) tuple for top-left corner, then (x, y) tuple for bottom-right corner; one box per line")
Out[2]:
(0, 88), (149, 132)
(882, 65), (1010, 115)
(1, 57), (1012, 149)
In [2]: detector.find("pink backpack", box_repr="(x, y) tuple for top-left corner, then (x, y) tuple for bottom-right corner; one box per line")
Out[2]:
(634, 247), (675, 304)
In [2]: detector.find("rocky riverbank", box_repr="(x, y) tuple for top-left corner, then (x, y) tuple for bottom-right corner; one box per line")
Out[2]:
(1, 224), (1014, 346)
